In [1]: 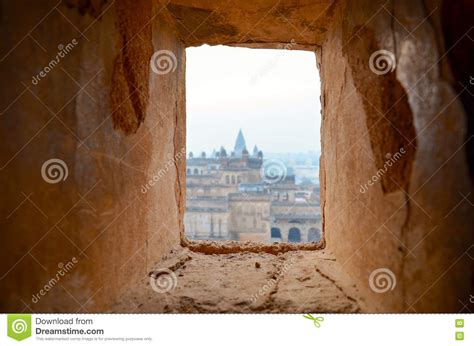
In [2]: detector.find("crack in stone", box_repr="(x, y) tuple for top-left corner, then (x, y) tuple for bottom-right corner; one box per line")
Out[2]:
(315, 267), (358, 304)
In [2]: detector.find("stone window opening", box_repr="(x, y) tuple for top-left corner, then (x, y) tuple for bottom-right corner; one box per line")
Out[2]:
(183, 44), (323, 253)
(4, 0), (469, 314)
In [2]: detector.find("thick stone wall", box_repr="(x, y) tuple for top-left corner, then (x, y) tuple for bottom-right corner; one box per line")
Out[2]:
(1, 0), (471, 313)
(0, 0), (185, 311)
(321, 0), (472, 312)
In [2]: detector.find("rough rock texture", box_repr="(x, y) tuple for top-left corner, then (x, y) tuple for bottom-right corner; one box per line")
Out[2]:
(112, 249), (362, 313)
(159, 0), (337, 49)
(182, 238), (324, 255)
(320, 0), (473, 312)
(1, 0), (472, 313)
(0, 0), (185, 311)
(110, 0), (154, 134)
(440, 0), (474, 180)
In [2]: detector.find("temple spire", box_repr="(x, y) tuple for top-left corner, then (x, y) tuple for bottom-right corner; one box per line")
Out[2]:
(234, 129), (247, 156)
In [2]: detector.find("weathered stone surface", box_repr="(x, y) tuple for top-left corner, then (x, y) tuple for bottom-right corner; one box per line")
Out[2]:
(320, 0), (473, 312)
(112, 249), (362, 313)
(0, 0), (185, 312)
(1, 0), (471, 313)
(160, 0), (336, 49)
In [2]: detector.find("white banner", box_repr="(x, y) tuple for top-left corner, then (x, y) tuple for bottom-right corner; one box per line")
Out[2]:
(1, 313), (470, 345)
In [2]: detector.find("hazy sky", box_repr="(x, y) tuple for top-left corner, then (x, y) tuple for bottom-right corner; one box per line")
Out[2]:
(186, 45), (321, 154)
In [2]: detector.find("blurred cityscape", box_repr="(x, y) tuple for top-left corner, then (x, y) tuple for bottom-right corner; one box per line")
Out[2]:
(185, 129), (322, 243)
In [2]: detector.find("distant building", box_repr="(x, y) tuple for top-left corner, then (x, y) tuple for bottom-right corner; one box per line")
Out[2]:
(234, 128), (247, 156)
(185, 130), (322, 243)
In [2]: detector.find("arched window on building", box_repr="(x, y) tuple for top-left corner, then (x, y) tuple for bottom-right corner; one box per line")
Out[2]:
(193, 168), (199, 175)
(308, 228), (322, 242)
(271, 227), (282, 242)
(225, 175), (230, 184)
(231, 176), (236, 184)
(288, 228), (301, 243)
(186, 168), (191, 175)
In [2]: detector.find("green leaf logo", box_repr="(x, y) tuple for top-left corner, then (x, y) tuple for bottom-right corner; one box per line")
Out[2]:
(7, 314), (32, 341)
